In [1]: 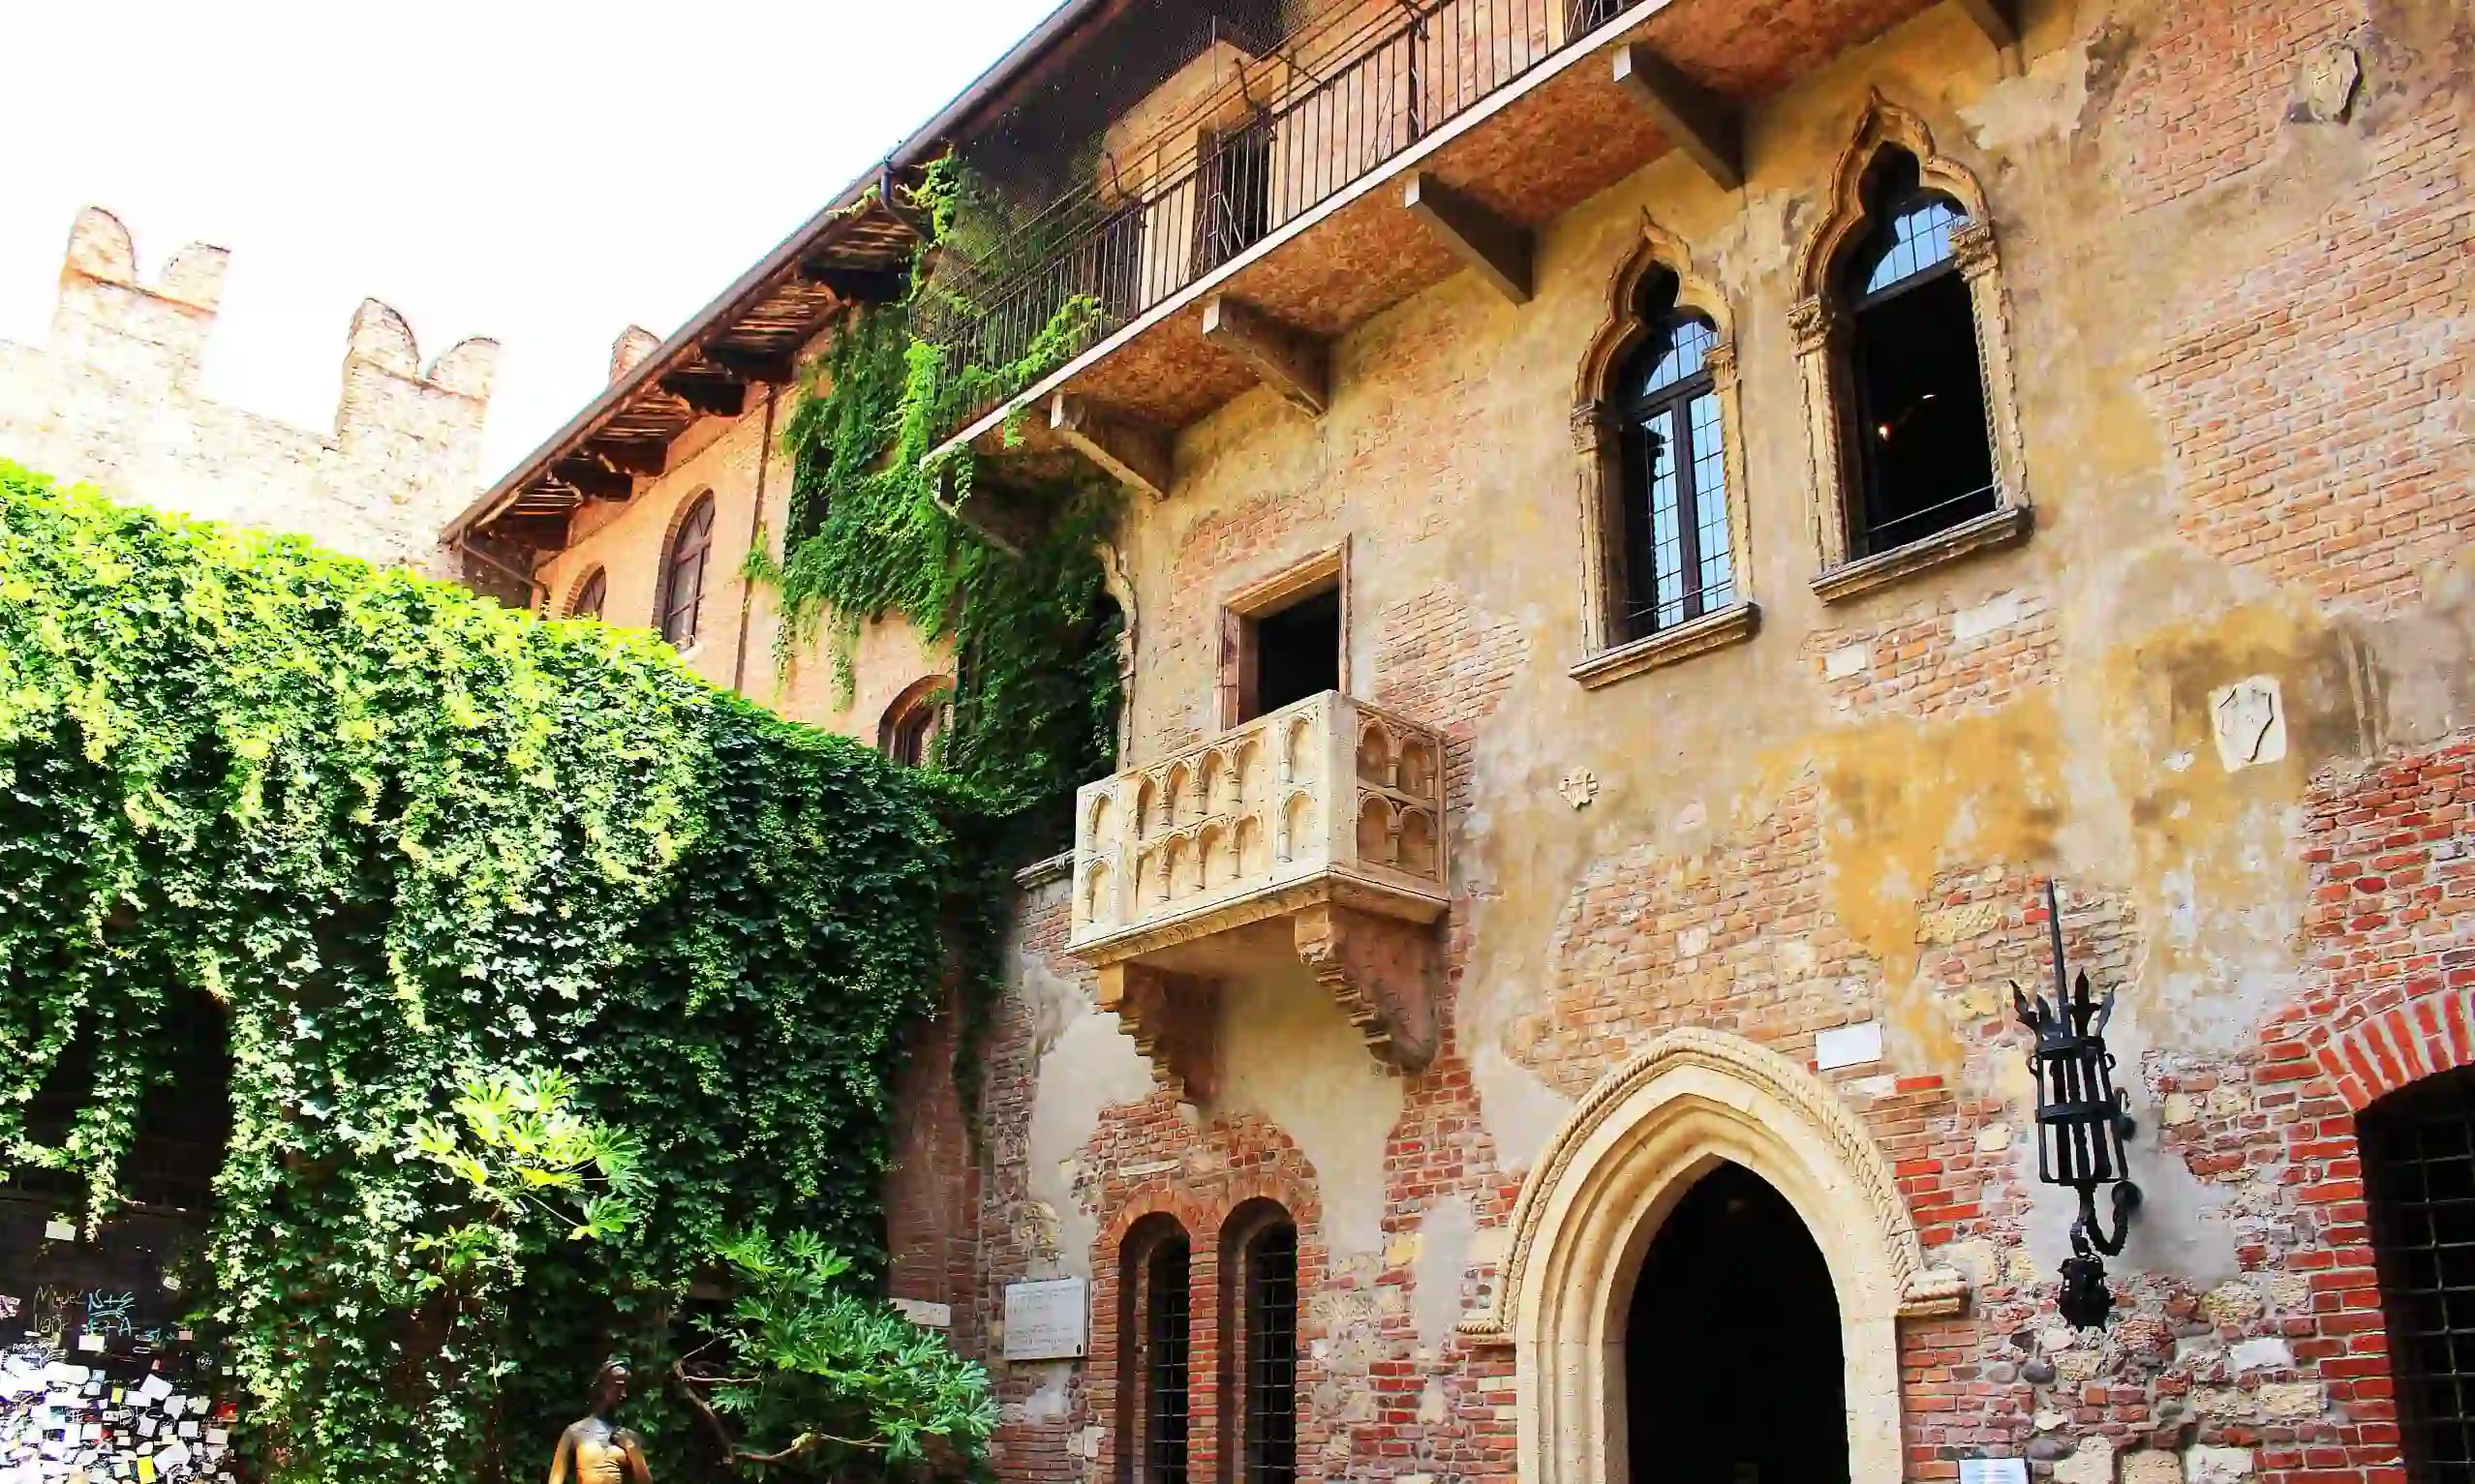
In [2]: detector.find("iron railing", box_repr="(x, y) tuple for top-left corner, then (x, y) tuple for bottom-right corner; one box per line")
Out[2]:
(916, 0), (1646, 440)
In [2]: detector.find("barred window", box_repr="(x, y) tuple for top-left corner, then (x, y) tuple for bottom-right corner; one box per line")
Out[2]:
(1244, 1221), (1298, 1484)
(1146, 1237), (1191, 1484)
(1615, 274), (1733, 641)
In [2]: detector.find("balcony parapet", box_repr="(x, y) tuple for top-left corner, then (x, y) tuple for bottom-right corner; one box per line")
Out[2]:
(1067, 691), (1449, 1098)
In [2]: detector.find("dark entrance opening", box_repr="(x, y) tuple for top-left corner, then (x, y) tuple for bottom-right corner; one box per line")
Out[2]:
(1247, 586), (1340, 720)
(2363, 1067), (2475, 1476)
(1627, 1162), (1847, 1484)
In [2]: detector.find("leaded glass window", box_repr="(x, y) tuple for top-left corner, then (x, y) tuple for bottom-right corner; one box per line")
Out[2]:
(1616, 278), (1733, 642)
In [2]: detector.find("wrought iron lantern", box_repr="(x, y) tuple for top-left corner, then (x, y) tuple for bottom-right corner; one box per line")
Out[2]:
(2012, 879), (2143, 1329)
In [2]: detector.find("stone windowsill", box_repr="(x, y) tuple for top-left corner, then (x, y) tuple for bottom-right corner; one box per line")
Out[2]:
(1569, 601), (1758, 690)
(1809, 503), (2032, 605)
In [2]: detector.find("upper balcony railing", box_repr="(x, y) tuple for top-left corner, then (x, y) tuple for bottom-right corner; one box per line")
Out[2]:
(916, 0), (1645, 441)
(1067, 691), (1449, 958)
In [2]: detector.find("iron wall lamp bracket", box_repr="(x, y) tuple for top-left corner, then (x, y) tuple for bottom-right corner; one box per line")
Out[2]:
(2012, 879), (2142, 1329)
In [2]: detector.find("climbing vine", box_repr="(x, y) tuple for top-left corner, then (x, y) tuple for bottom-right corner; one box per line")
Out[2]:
(763, 158), (1123, 840)
(0, 464), (981, 1481)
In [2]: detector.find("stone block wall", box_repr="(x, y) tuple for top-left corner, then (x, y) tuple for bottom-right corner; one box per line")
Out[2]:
(0, 206), (497, 572)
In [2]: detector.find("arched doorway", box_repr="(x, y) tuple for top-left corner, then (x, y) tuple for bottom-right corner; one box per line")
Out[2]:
(1626, 1161), (1848, 1484)
(1458, 1029), (1967, 1484)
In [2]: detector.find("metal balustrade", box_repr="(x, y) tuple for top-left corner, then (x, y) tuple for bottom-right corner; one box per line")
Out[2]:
(916, 0), (1650, 440)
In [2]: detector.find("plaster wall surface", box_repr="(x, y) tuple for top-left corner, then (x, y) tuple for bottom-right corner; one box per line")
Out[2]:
(528, 371), (952, 739)
(886, 1), (2475, 1482)
(0, 207), (496, 573)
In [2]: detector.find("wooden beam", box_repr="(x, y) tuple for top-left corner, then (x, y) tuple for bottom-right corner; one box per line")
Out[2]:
(706, 347), (800, 385)
(659, 372), (750, 419)
(1402, 172), (1532, 304)
(1051, 393), (1174, 500)
(1200, 296), (1329, 417)
(1612, 45), (1743, 191)
(798, 261), (907, 303)
(591, 439), (669, 478)
(549, 459), (632, 502)
(1949, 0), (2023, 70)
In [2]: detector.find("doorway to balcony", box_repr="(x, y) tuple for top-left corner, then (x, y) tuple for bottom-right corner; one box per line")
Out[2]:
(1626, 1161), (1849, 1484)
(1221, 546), (1347, 727)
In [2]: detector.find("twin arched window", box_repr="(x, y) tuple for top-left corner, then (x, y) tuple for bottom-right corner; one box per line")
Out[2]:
(659, 493), (718, 650)
(1115, 1205), (1299, 1484)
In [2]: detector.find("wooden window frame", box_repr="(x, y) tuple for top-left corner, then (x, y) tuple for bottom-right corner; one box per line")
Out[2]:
(565, 565), (608, 621)
(1215, 543), (1349, 733)
(657, 491), (718, 651)
(1789, 95), (2032, 605)
(1569, 220), (1756, 690)
(878, 676), (950, 768)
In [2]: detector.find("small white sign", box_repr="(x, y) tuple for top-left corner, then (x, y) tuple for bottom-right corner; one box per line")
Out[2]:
(1003, 1278), (1089, 1361)
(43, 1220), (75, 1243)
(1960, 1460), (2028, 1484)
(891, 1297), (952, 1329)
(1816, 1020), (1883, 1071)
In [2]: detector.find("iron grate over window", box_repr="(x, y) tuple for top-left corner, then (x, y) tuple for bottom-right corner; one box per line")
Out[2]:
(1146, 1238), (1192, 1484)
(2364, 1068), (2475, 1481)
(1245, 1223), (1299, 1484)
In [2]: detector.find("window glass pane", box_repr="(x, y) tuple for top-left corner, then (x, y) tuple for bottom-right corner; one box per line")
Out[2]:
(1688, 392), (1733, 611)
(1643, 408), (1685, 633)
(1632, 316), (1716, 401)
(1859, 196), (1965, 295)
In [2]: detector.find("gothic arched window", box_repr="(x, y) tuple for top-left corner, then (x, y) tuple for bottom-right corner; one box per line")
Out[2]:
(1117, 1217), (1191, 1484)
(1839, 149), (1995, 558)
(879, 679), (947, 769)
(1789, 100), (2031, 602)
(659, 493), (717, 650)
(1614, 275), (1735, 642)
(1568, 226), (1754, 687)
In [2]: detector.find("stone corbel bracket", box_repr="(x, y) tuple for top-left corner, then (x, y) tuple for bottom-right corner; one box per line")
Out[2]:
(1292, 901), (1441, 1072)
(1088, 882), (1444, 1104)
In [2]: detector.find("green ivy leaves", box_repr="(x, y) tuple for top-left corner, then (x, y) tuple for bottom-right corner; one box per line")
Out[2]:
(0, 464), (962, 1481)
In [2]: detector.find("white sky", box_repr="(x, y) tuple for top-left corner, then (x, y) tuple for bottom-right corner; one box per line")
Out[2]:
(0, 0), (1063, 484)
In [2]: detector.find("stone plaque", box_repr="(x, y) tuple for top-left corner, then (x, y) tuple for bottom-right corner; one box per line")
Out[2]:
(891, 1297), (952, 1329)
(1961, 1460), (2028, 1484)
(1003, 1277), (1089, 1360)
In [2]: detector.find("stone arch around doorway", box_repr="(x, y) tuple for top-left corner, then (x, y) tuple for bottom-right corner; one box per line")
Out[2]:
(1458, 1027), (1965, 1484)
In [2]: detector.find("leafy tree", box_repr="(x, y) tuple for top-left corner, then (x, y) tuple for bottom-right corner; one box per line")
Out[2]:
(676, 1232), (997, 1477)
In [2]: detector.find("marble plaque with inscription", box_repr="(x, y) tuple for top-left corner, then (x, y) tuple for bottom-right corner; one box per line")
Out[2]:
(1002, 1278), (1089, 1360)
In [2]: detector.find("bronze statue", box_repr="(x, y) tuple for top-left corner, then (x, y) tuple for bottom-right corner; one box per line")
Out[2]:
(548, 1358), (654, 1484)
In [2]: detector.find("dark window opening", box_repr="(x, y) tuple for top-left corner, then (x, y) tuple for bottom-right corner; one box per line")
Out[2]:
(1628, 1162), (1847, 1484)
(1197, 121), (1273, 274)
(1244, 1222), (1298, 1484)
(1146, 1237), (1192, 1484)
(1615, 272), (1734, 642)
(567, 567), (607, 621)
(1245, 586), (1340, 721)
(884, 692), (939, 768)
(660, 494), (718, 649)
(2364, 1068), (2475, 1476)
(1842, 151), (1994, 559)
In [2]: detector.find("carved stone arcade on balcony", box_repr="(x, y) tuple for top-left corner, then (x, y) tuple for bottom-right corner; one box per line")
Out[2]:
(1067, 692), (1450, 1101)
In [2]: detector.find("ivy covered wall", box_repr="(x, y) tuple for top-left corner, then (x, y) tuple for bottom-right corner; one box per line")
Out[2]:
(0, 463), (981, 1479)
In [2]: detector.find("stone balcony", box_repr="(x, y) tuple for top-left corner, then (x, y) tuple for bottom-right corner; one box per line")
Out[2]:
(1067, 691), (1449, 1100)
